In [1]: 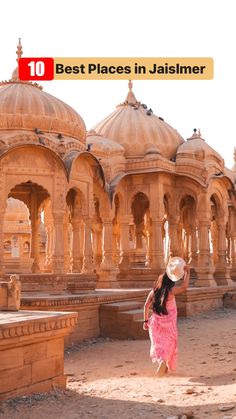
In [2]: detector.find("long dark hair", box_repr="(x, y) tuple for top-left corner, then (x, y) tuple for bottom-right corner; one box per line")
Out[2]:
(153, 273), (175, 316)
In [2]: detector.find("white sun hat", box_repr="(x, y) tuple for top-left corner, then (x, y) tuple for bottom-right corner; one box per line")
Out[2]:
(166, 257), (186, 282)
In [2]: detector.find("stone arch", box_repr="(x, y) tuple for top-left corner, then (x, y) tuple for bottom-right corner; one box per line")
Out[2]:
(7, 181), (50, 273)
(0, 145), (67, 212)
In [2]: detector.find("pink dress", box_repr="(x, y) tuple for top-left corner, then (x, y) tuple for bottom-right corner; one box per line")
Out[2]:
(148, 294), (177, 370)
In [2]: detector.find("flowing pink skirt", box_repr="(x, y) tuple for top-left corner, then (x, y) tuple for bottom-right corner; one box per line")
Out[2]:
(148, 297), (177, 370)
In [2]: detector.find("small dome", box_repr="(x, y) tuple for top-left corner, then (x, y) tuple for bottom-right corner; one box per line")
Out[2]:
(0, 40), (86, 145)
(87, 130), (125, 156)
(93, 82), (184, 159)
(176, 129), (224, 167)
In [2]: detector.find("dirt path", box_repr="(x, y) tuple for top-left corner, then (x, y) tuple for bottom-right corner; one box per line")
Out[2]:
(1, 308), (236, 419)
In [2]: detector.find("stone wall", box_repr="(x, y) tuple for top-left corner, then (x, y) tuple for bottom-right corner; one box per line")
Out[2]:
(0, 310), (77, 400)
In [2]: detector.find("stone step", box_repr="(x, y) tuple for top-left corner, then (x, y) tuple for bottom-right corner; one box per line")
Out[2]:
(100, 300), (148, 340)
(119, 308), (144, 321)
(100, 301), (143, 312)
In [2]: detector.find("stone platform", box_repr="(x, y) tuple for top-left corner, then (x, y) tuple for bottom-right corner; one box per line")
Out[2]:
(0, 310), (78, 400)
(20, 284), (236, 344)
(4, 273), (97, 294)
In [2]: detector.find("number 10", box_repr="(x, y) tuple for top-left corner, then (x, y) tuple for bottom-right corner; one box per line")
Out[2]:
(28, 61), (45, 77)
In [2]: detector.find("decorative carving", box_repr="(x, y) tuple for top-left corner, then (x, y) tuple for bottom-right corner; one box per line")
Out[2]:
(0, 274), (21, 310)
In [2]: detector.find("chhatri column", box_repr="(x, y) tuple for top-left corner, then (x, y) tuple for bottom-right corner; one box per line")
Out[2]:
(195, 220), (216, 286)
(214, 221), (232, 285)
(30, 213), (40, 273)
(52, 211), (65, 273)
(118, 216), (130, 269)
(169, 216), (181, 257)
(93, 228), (103, 269)
(63, 216), (71, 273)
(189, 224), (198, 266)
(45, 225), (53, 272)
(98, 219), (119, 288)
(72, 217), (83, 272)
(149, 217), (165, 272)
(230, 235), (236, 281)
(81, 218), (94, 273)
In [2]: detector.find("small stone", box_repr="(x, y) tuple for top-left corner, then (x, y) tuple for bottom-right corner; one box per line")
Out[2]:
(181, 412), (194, 419)
(114, 365), (123, 368)
(157, 398), (165, 403)
(185, 388), (196, 395)
(200, 361), (206, 364)
(130, 372), (137, 376)
(219, 358), (226, 361)
(218, 405), (235, 412)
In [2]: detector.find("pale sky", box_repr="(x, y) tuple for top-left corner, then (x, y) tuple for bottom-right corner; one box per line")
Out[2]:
(1, 0), (235, 168)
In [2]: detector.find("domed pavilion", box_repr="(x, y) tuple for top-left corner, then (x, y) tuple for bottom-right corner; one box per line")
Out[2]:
(1, 40), (236, 296)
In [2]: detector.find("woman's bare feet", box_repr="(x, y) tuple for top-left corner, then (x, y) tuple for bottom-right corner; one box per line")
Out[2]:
(156, 360), (168, 377)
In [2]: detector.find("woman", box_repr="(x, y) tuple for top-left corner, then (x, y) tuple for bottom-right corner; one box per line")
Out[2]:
(143, 258), (190, 377)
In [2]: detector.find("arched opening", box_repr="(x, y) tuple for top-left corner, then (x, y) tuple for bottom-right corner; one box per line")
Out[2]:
(7, 181), (50, 273)
(179, 195), (197, 264)
(130, 192), (150, 267)
(92, 195), (103, 269)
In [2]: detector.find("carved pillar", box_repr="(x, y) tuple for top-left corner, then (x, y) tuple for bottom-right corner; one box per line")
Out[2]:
(118, 216), (130, 269)
(195, 220), (216, 286)
(72, 218), (83, 272)
(189, 224), (198, 266)
(81, 218), (94, 273)
(45, 226), (53, 271)
(29, 191), (40, 273)
(98, 219), (119, 288)
(0, 211), (5, 275)
(214, 222), (232, 285)
(150, 218), (165, 271)
(52, 211), (65, 273)
(169, 216), (180, 257)
(93, 228), (103, 269)
(63, 216), (70, 273)
(100, 220), (116, 270)
(230, 236), (236, 280)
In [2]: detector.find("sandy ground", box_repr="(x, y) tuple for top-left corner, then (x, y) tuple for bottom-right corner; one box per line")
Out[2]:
(1, 308), (236, 419)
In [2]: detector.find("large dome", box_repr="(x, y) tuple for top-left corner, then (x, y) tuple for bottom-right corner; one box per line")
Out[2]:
(0, 40), (86, 143)
(0, 82), (86, 142)
(93, 82), (184, 159)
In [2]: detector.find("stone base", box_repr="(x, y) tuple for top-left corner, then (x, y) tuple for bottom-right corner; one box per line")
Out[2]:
(230, 268), (236, 282)
(4, 258), (33, 274)
(214, 266), (234, 285)
(117, 268), (160, 288)
(176, 284), (236, 316)
(194, 267), (216, 287)
(97, 269), (120, 288)
(0, 310), (77, 401)
(21, 289), (149, 346)
(67, 273), (97, 294)
(3, 273), (97, 294)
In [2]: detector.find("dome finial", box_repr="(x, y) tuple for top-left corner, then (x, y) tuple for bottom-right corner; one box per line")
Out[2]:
(234, 147), (236, 162)
(16, 38), (23, 62)
(10, 38), (23, 82)
(128, 80), (133, 91)
(188, 128), (204, 141)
